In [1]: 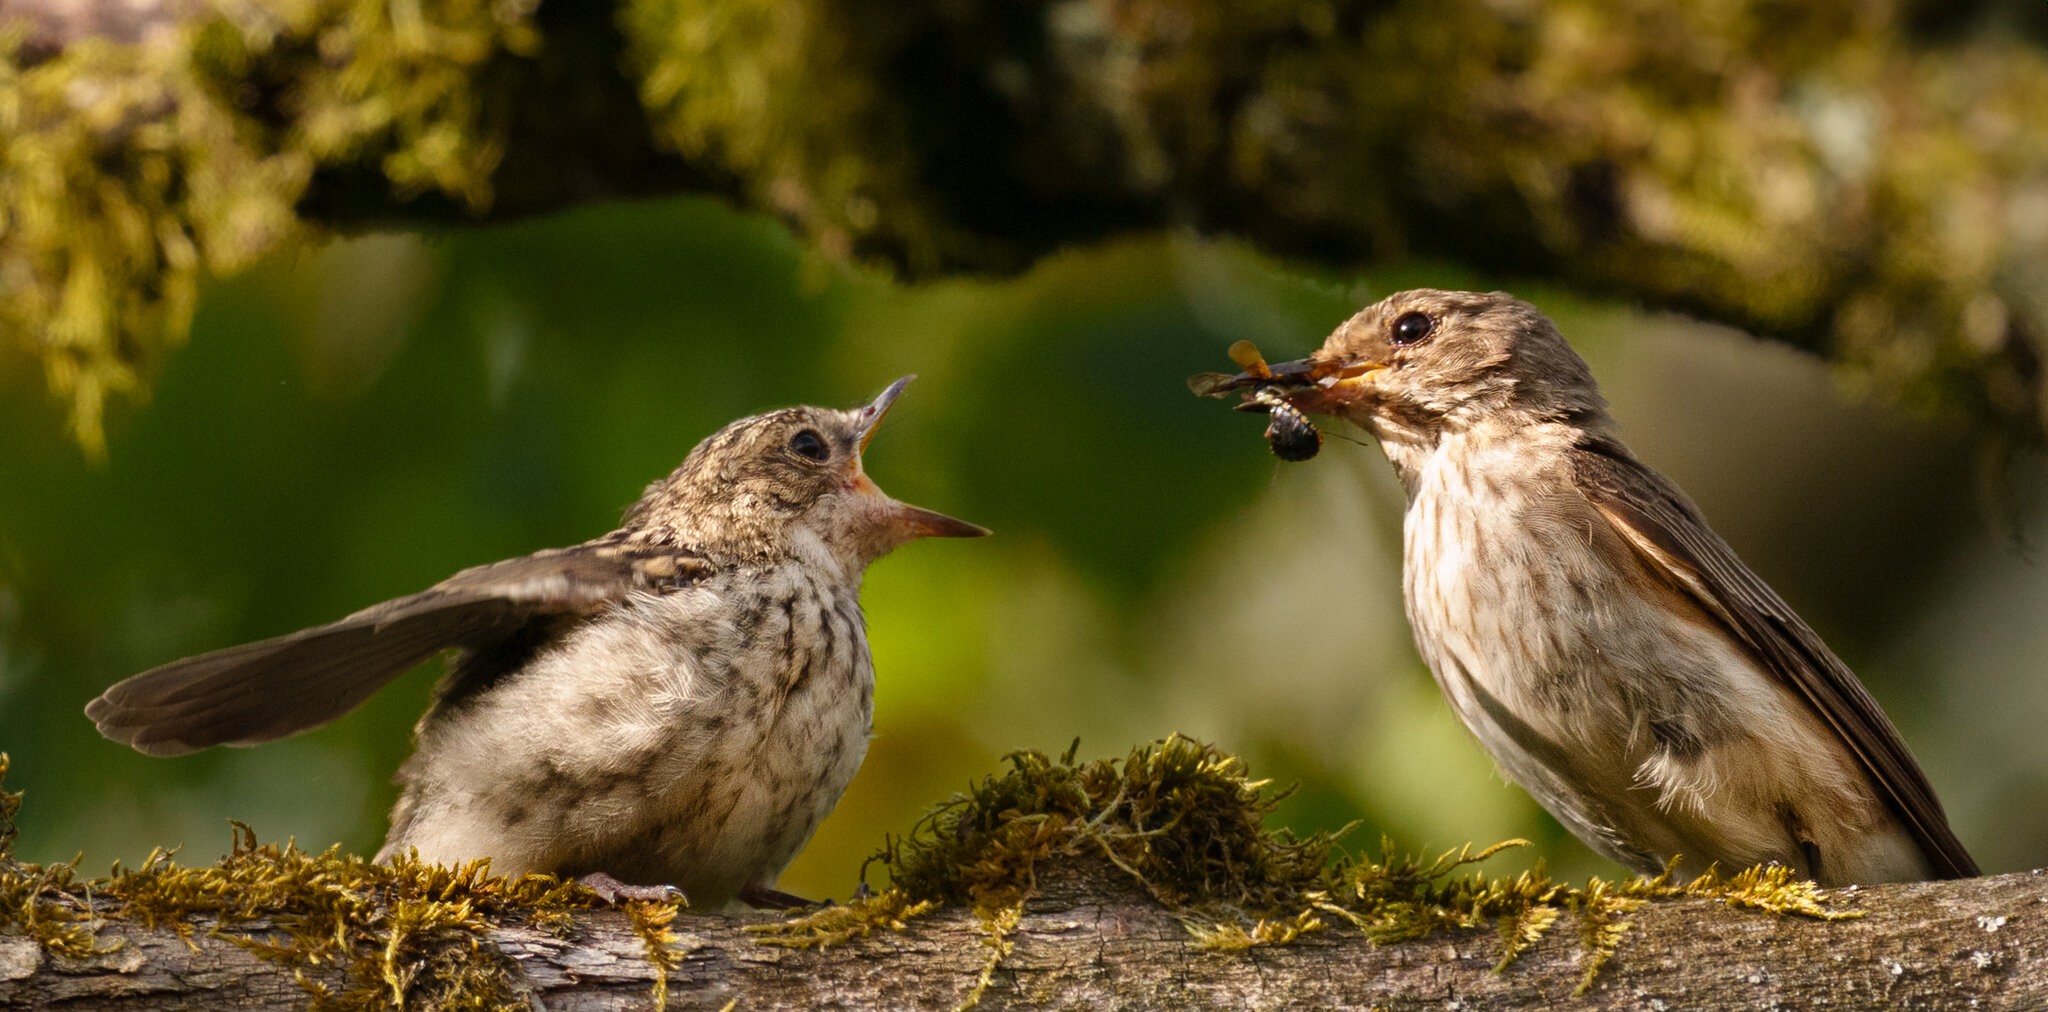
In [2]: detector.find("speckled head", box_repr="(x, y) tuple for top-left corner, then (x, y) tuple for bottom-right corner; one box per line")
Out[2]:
(1285, 290), (1611, 444)
(628, 377), (988, 569)
(1198, 291), (1614, 461)
(1286, 288), (1605, 446)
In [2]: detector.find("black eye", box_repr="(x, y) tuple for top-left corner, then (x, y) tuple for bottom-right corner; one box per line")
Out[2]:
(788, 429), (830, 462)
(1390, 311), (1435, 347)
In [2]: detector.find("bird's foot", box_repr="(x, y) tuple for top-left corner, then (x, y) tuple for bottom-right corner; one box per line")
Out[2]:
(740, 884), (820, 910)
(578, 871), (686, 905)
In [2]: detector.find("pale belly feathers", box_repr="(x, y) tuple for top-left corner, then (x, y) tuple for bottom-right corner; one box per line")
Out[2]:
(379, 564), (874, 907)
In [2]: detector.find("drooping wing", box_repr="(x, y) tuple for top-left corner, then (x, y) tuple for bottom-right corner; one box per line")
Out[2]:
(1570, 437), (1978, 879)
(87, 537), (710, 757)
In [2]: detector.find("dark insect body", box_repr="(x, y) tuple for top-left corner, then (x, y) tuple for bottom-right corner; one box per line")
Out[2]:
(1260, 392), (1321, 461)
(1189, 339), (1325, 462)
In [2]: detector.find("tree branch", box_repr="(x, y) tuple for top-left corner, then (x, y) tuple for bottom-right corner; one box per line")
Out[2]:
(2, 858), (2043, 1009)
(6, 0), (2047, 451)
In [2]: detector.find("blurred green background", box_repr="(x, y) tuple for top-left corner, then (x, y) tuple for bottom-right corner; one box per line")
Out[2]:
(1, 196), (2040, 896)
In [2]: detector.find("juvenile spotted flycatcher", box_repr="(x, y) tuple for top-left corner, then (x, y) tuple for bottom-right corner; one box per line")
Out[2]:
(89, 377), (987, 907)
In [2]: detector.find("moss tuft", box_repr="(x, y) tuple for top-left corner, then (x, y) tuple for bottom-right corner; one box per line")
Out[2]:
(877, 736), (1336, 916)
(0, 754), (112, 959)
(757, 736), (1861, 995)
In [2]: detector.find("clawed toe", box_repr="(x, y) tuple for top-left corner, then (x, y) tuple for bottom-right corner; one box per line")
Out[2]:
(578, 871), (686, 905)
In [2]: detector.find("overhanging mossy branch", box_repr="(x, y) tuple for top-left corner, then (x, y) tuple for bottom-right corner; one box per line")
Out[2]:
(2, 743), (2045, 1009)
(5, 1), (2048, 453)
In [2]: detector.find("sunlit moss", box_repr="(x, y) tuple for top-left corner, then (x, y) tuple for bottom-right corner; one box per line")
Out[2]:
(625, 898), (686, 1012)
(750, 889), (935, 949)
(756, 736), (1860, 994)
(0, 754), (105, 961)
(0, 741), (1868, 1002)
(103, 823), (607, 1009)
(2, 750), (631, 1011)
(0, 1), (537, 456)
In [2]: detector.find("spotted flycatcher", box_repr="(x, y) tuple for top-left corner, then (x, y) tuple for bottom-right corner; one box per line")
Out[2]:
(1197, 290), (1974, 885)
(89, 377), (987, 907)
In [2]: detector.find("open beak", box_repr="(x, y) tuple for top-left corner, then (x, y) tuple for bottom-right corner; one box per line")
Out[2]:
(1189, 354), (1385, 416)
(880, 503), (990, 539)
(856, 375), (913, 453)
(853, 376), (990, 540)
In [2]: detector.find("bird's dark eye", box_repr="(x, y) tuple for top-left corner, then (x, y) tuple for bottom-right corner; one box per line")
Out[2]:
(788, 429), (830, 462)
(1390, 311), (1435, 347)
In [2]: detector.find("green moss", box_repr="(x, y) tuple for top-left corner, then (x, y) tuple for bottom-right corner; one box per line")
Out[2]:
(625, 898), (686, 1012)
(2, 749), (629, 1012)
(0, 743), (1867, 1003)
(880, 736), (1336, 914)
(0, 1), (537, 456)
(618, 0), (950, 271)
(102, 823), (605, 1009)
(756, 736), (1860, 996)
(0, 754), (114, 960)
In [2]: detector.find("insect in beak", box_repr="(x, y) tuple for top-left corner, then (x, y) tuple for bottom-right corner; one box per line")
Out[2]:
(1191, 340), (1361, 461)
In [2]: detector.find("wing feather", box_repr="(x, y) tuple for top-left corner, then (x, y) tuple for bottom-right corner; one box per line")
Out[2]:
(1570, 436), (1977, 879)
(87, 539), (710, 756)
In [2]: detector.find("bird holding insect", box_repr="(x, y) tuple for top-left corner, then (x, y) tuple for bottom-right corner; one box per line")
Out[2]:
(1192, 340), (1327, 461)
(1194, 289), (1974, 886)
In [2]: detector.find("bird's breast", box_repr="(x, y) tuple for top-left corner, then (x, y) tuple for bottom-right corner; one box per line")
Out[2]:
(386, 564), (877, 904)
(1401, 444), (1621, 706)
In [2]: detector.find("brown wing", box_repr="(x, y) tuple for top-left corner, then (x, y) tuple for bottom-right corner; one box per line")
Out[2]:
(87, 537), (710, 757)
(1570, 437), (1978, 879)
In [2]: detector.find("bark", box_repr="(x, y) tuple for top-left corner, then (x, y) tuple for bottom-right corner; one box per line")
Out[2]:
(6, 0), (2048, 451)
(2, 859), (2044, 1010)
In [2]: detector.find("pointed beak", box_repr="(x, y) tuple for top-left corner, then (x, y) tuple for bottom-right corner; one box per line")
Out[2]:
(857, 375), (914, 454)
(877, 502), (990, 539)
(1187, 355), (1325, 398)
(1189, 354), (1385, 415)
(849, 375), (990, 541)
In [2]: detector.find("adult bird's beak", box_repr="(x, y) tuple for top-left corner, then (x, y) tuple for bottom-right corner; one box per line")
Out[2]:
(1189, 350), (1384, 416)
(852, 376), (990, 540)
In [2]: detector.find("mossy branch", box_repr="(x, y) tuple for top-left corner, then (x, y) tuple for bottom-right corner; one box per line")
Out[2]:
(2, 743), (2044, 1009)
(6, 0), (2048, 453)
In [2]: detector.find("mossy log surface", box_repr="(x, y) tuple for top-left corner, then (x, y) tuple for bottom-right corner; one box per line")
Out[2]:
(6, 0), (2048, 451)
(0, 860), (2041, 1010)
(3, 743), (2046, 1009)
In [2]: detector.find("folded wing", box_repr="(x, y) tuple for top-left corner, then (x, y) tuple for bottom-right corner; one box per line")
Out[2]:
(1571, 437), (1977, 879)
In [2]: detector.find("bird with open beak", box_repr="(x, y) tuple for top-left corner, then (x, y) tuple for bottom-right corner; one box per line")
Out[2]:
(88, 377), (987, 907)
(1194, 289), (1976, 886)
